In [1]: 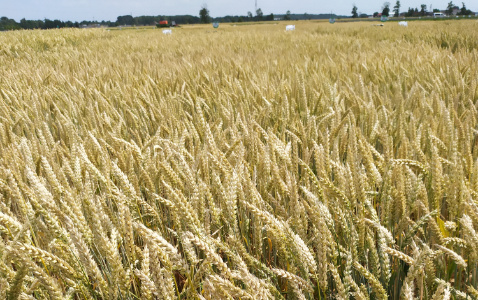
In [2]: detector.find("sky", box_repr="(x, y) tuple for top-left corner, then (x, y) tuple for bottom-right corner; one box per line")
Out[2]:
(2, 0), (477, 22)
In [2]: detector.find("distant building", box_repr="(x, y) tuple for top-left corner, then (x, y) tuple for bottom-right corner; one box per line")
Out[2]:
(438, 8), (460, 16)
(81, 24), (101, 29)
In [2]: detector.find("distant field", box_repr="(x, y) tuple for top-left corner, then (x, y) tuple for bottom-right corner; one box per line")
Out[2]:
(0, 20), (478, 299)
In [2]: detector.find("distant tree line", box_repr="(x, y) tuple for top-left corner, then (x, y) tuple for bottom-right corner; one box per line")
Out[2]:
(0, 15), (203, 31)
(353, 0), (474, 18)
(403, 1), (472, 17)
(1, 10), (352, 31)
(269, 13), (347, 21)
(117, 15), (201, 26)
(0, 15), (204, 31)
(198, 6), (344, 24)
(449, 1), (473, 15)
(0, 17), (117, 30)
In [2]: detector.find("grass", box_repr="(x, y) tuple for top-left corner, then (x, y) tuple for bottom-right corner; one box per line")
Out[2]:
(0, 20), (478, 299)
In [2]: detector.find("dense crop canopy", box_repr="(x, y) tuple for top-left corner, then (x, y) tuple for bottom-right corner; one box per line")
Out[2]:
(0, 21), (478, 299)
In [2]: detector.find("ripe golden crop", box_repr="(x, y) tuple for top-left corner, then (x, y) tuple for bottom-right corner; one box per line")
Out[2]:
(0, 20), (478, 299)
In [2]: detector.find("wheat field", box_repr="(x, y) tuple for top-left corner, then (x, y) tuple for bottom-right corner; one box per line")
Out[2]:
(0, 20), (478, 299)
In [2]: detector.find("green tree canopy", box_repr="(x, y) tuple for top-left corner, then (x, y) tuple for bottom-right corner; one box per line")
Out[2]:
(116, 15), (134, 25)
(382, 2), (391, 16)
(284, 10), (291, 20)
(199, 5), (210, 23)
(393, 1), (401, 17)
(256, 8), (263, 19)
(420, 4), (427, 16)
(458, 2), (472, 15)
(446, 1), (455, 14)
(352, 5), (358, 18)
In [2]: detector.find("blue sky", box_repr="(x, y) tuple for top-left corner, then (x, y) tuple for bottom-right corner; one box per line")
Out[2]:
(3, 0), (477, 22)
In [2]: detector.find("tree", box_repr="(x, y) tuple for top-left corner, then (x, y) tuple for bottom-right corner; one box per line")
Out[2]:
(446, 1), (455, 15)
(458, 2), (472, 15)
(382, 2), (391, 17)
(256, 8), (263, 19)
(420, 4), (427, 16)
(352, 5), (358, 18)
(247, 11), (253, 19)
(373, 12), (380, 17)
(393, 1), (401, 17)
(284, 10), (291, 20)
(20, 18), (40, 29)
(116, 15), (134, 25)
(199, 5), (210, 23)
(0, 17), (21, 30)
